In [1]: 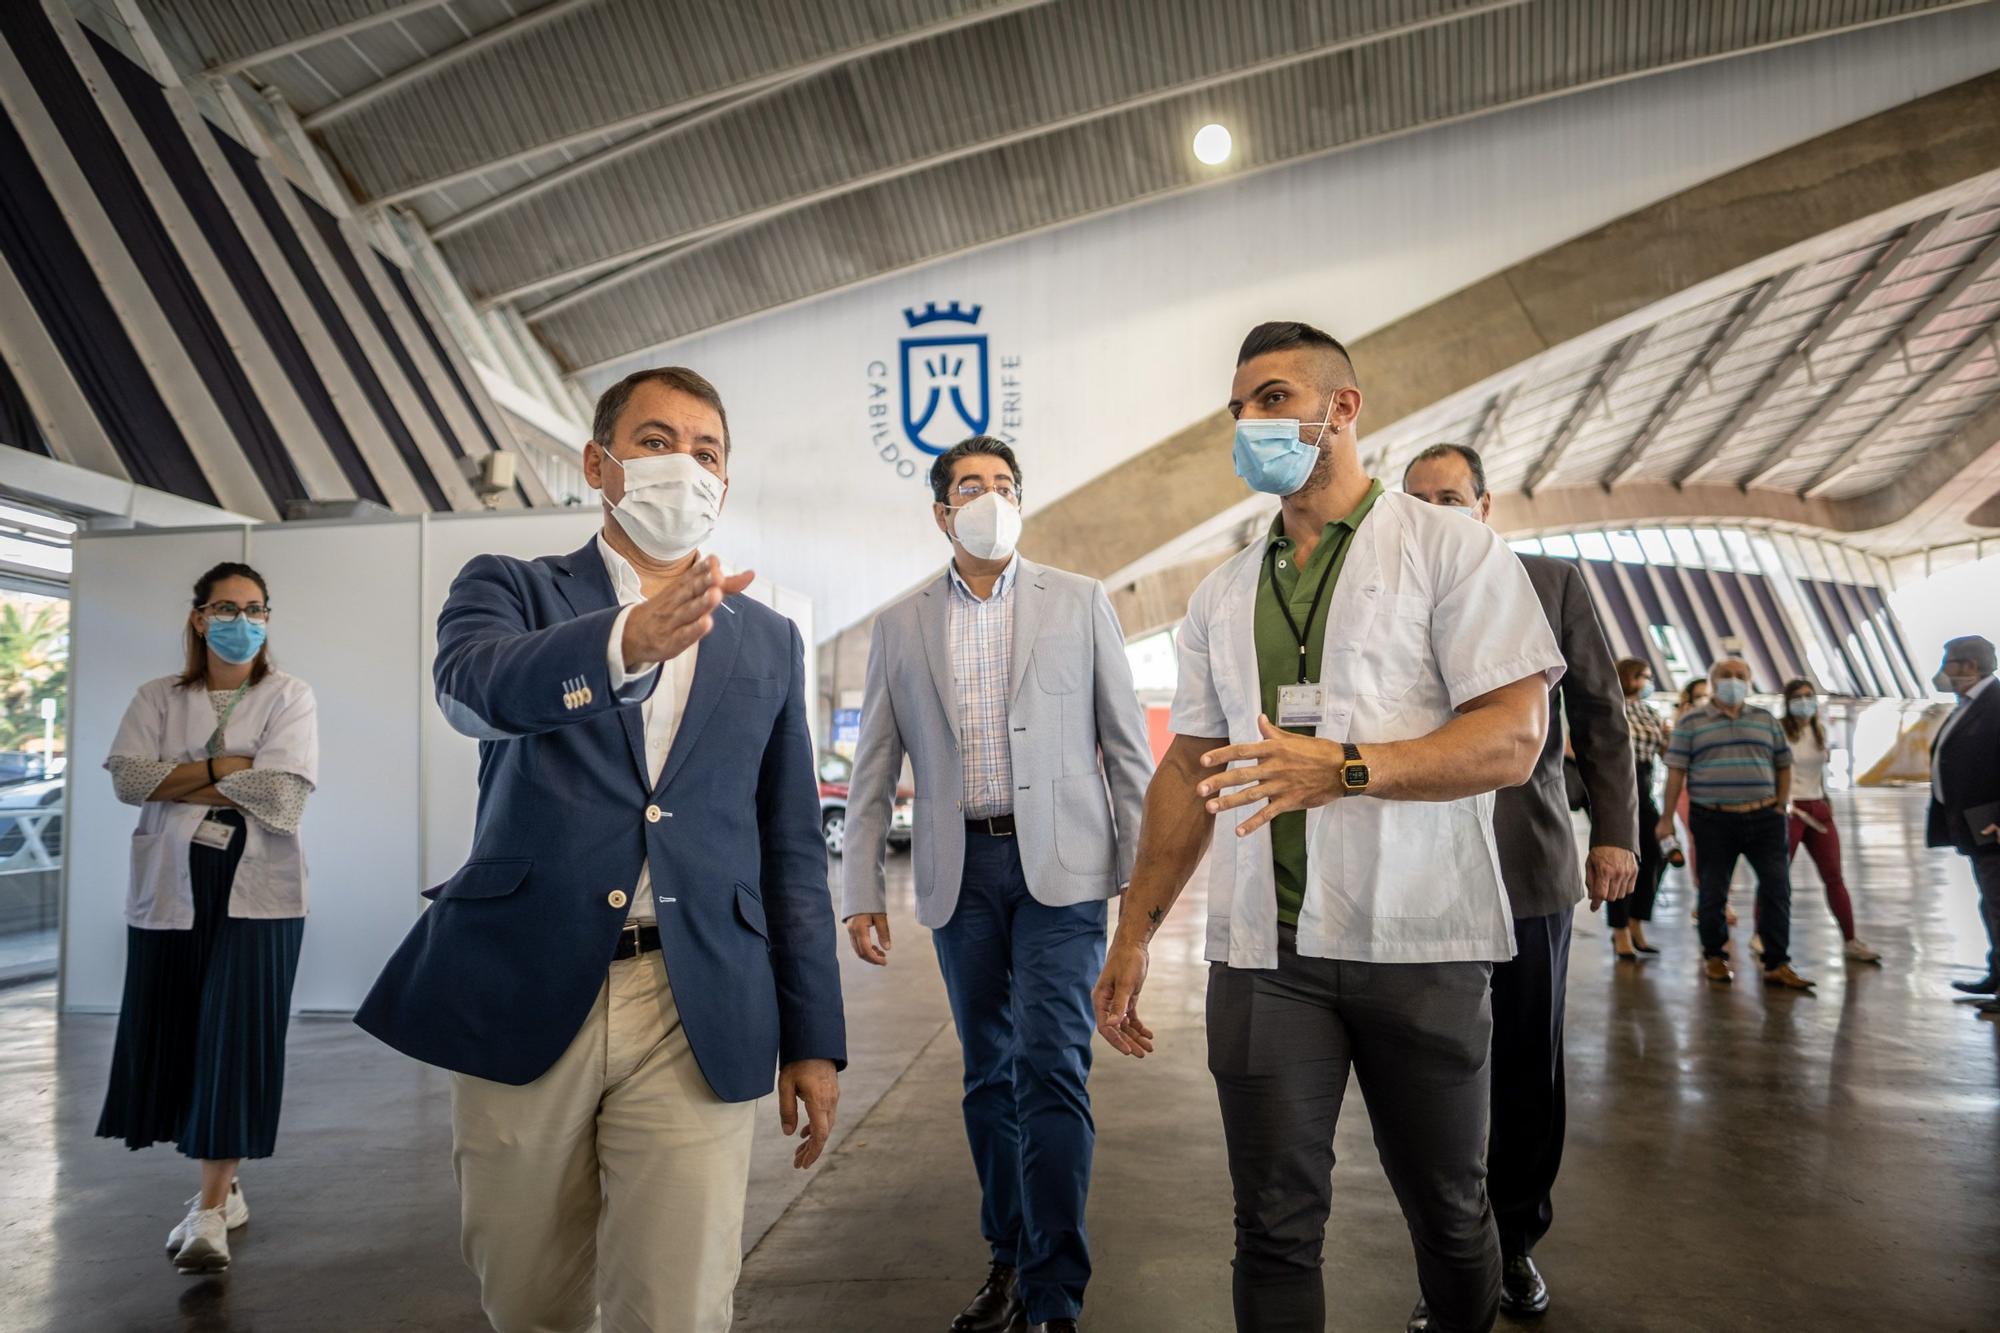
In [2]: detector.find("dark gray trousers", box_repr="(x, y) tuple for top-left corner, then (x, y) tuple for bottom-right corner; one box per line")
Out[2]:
(1207, 929), (1501, 1333)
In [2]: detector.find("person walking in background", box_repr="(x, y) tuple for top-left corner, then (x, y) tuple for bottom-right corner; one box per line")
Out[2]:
(1777, 680), (1880, 965)
(1659, 658), (1812, 990)
(99, 562), (318, 1275)
(1609, 658), (1670, 960)
(842, 437), (1153, 1333)
(1673, 677), (1734, 926)
(1926, 635), (2000, 1016)
(1401, 442), (1636, 1321)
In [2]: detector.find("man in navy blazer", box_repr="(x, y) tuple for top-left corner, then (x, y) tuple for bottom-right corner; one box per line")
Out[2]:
(357, 367), (845, 1333)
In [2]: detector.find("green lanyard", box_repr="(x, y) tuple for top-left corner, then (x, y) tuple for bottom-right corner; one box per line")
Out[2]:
(207, 680), (252, 758)
(1265, 526), (1354, 685)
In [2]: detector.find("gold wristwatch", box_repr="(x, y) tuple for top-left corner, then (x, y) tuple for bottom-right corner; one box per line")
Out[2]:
(1339, 742), (1370, 793)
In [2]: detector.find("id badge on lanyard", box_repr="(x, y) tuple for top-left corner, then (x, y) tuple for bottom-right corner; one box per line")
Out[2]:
(1267, 536), (1347, 732)
(191, 817), (238, 851)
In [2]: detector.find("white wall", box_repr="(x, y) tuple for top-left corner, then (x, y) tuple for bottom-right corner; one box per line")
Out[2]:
(579, 7), (2000, 640)
(64, 511), (811, 1013)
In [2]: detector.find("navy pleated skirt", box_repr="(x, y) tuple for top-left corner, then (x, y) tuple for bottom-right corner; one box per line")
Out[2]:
(96, 811), (305, 1160)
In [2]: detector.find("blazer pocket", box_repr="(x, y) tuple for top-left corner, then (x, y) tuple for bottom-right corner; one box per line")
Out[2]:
(726, 676), (783, 698)
(1052, 773), (1116, 875)
(734, 882), (770, 943)
(424, 857), (533, 902)
(1033, 632), (1087, 695)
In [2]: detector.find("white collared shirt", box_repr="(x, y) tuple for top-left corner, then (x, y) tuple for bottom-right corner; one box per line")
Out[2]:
(1934, 674), (1995, 802)
(1170, 492), (1564, 968)
(947, 555), (1020, 818)
(601, 534), (699, 921)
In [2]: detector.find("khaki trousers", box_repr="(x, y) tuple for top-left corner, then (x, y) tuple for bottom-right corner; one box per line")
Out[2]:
(451, 953), (757, 1333)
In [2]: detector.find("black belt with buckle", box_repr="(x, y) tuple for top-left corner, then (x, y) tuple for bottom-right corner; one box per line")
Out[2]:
(966, 813), (1017, 838)
(612, 920), (662, 960)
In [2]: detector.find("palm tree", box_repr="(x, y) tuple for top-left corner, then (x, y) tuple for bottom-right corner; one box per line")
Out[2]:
(0, 598), (68, 758)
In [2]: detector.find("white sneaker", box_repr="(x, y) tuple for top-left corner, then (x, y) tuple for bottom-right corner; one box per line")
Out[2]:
(1844, 938), (1883, 964)
(165, 1181), (248, 1255)
(173, 1206), (230, 1273)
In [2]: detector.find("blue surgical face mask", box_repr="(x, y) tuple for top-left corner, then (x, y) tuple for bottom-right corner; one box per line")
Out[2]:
(1445, 503), (1481, 520)
(1787, 696), (1817, 719)
(1232, 393), (1339, 496)
(205, 618), (266, 665)
(1712, 678), (1749, 707)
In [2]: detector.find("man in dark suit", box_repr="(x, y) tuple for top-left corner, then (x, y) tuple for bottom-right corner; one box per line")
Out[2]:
(1403, 444), (1637, 1324)
(1928, 634), (2000, 1016)
(357, 367), (845, 1332)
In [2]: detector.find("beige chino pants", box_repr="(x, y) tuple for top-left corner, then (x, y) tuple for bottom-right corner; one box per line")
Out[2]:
(451, 953), (757, 1333)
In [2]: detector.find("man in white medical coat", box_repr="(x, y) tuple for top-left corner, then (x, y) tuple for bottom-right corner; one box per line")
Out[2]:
(1093, 321), (1564, 1333)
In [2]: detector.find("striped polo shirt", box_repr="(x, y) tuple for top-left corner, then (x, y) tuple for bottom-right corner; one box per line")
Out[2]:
(1664, 702), (1791, 806)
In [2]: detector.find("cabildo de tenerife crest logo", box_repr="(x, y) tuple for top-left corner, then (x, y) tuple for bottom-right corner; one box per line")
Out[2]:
(865, 300), (1022, 481)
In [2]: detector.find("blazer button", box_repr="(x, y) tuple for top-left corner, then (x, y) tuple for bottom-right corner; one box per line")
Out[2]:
(607, 890), (629, 909)
(645, 805), (663, 823)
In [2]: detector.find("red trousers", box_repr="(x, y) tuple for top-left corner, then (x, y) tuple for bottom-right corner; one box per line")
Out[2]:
(1779, 797), (1856, 941)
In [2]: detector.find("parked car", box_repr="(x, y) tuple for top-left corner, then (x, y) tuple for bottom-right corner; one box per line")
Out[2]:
(817, 753), (912, 858)
(0, 775), (64, 871)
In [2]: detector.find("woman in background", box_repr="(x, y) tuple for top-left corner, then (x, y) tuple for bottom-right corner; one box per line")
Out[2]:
(1775, 679), (1881, 964)
(98, 562), (318, 1275)
(1609, 659), (1668, 959)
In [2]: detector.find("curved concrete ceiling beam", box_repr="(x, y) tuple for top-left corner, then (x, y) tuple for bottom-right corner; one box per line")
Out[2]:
(1019, 72), (2000, 588)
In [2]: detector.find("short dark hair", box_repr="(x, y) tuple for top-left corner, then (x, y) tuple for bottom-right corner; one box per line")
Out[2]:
(930, 436), (1022, 505)
(1945, 634), (1997, 674)
(1404, 442), (1488, 498)
(591, 367), (731, 454)
(1236, 321), (1358, 390)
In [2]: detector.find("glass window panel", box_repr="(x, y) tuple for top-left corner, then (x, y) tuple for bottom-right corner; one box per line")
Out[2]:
(1721, 529), (1760, 569)
(1575, 532), (1613, 561)
(1666, 528), (1704, 565)
(1637, 529), (1676, 565)
(1694, 529), (1734, 571)
(1124, 629), (1180, 695)
(1607, 530), (1646, 563)
(1509, 538), (1544, 555)
(1541, 534), (1579, 558)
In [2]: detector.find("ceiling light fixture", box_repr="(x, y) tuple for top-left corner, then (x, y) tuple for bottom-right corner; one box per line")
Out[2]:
(1192, 122), (1232, 166)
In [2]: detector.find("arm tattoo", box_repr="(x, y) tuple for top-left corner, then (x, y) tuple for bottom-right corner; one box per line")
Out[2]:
(1147, 905), (1164, 929)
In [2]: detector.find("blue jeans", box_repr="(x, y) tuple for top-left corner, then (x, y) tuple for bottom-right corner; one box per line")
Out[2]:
(932, 829), (1106, 1325)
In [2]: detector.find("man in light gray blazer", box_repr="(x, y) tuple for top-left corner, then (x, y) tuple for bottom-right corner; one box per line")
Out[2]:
(844, 436), (1153, 1333)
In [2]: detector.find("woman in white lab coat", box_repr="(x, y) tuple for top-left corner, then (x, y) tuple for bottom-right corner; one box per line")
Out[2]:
(97, 561), (318, 1276)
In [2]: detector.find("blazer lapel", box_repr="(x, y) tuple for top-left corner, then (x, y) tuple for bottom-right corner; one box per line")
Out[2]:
(654, 595), (745, 795)
(1008, 562), (1047, 704)
(921, 575), (963, 747)
(553, 538), (650, 789)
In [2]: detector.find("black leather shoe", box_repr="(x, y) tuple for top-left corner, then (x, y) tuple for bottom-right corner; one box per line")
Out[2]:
(1499, 1255), (1550, 1317)
(1028, 1322), (1077, 1333)
(1407, 1297), (1431, 1331)
(1978, 997), (2000, 1018)
(951, 1262), (1023, 1333)
(1951, 976), (1998, 995)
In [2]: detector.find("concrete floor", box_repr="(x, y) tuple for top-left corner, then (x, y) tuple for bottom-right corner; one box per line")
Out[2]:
(1, 788), (1995, 1332)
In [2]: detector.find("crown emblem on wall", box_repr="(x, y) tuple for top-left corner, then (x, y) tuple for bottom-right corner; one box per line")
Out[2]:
(902, 301), (983, 327)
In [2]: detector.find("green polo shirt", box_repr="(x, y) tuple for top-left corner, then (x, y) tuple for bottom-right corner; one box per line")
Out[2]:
(1256, 479), (1384, 925)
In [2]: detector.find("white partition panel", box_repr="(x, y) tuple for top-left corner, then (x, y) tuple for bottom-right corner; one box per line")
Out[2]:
(418, 512), (601, 889)
(244, 522), (423, 1013)
(65, 510), (813, 1013)
(64, 527), (250, 1012)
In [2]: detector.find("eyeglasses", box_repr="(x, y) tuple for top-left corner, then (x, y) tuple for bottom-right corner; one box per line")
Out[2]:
(951, 481), (1019, 503)
(201, 601), (271, 624)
